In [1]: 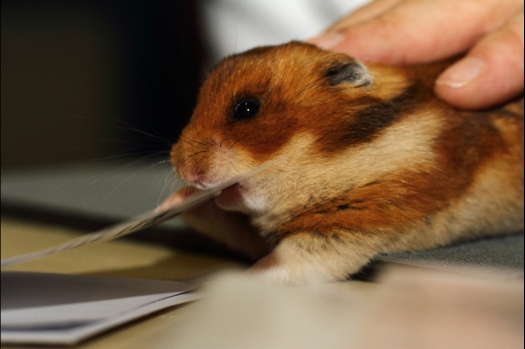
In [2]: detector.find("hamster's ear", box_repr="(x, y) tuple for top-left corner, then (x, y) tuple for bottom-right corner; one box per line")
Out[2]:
(326, 60), (372, 87)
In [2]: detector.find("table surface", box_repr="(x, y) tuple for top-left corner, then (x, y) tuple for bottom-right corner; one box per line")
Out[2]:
(0, 217), (248, 349)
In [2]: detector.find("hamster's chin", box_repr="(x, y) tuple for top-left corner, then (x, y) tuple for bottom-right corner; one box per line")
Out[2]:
(215, 182), (266, 214)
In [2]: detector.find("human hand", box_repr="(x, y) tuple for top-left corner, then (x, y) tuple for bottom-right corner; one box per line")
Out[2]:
(309, 0), (524, 110)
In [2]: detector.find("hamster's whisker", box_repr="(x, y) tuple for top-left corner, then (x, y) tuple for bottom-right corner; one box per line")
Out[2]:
(191, 153), (212, 178)
(70, 114), (172, 143)
(73, 152), (166, 195)
(178, 150), (209, 169)
(224, 157), (254, 177)
(157, 167), (180, 206)
(88, 150), (167, 163)
(148, 159), (172, 167)
(179, 135), (208, 148)
(227, 137), (246, 150)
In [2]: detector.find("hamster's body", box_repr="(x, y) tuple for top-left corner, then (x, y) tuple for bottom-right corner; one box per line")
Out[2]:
(170, 42), (524, 284)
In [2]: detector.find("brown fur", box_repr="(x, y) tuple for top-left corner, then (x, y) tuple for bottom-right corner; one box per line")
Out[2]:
(170, 41), (524, 284)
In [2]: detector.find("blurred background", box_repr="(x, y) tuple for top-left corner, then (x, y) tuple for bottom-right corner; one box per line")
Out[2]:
(1, 0), (368, 170)
(1, 0), (202, 168)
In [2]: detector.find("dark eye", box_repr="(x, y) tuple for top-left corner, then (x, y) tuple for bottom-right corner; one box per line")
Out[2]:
(233, 98), (261, 120)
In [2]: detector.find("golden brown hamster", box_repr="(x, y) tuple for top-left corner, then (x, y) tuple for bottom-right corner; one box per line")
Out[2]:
(166, 41), (524, 284)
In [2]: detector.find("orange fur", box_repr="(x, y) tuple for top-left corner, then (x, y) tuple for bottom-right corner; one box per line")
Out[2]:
(170, 42), (524, 284)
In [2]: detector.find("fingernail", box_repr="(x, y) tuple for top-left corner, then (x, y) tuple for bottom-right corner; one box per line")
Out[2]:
(436, 57), (484, 88)
(308, 32), (345, 50)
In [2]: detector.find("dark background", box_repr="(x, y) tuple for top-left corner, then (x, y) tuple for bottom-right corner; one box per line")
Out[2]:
(1, 0), (205, 168)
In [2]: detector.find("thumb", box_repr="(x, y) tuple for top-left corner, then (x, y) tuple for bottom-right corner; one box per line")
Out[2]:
(435, 10), (524, 109)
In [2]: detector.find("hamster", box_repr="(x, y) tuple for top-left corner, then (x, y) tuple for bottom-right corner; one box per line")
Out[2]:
(166, 41), (524, 284)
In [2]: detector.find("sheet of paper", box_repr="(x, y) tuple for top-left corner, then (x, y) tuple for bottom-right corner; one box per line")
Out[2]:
(0, 163), (268, 268)
(0, 187), (221, 267)
(0, 163), (271, 345)
(1, 272), (201, 345)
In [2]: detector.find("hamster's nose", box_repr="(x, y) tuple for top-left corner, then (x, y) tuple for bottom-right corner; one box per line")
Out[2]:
(178, 168), (213, 190)
(179, 167), (202, 184)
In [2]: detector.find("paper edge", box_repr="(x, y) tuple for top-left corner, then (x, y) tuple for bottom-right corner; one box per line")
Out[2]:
(1, 292), (201, 345)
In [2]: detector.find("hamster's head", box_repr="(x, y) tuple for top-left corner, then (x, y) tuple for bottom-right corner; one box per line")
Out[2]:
(171, 41), (412, 214)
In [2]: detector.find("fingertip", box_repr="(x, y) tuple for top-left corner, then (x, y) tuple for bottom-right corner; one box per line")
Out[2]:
(435, 62), (523, 110)
(435, 15), (524, 110)
(308, 30), (377, 62)
(308, 33), (345, 51)
(435, 57), (485, 89)
(434, 57), (487, 109)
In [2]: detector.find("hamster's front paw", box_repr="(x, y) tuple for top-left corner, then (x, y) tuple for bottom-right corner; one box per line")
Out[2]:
(247, 235), (374, 285)
(247, 252), (338, 285)
(159, 187), (269, 261)
(155, 186), (198, 213)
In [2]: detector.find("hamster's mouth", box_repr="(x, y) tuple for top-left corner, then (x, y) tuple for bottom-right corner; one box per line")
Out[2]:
(215, 183), (244, 208)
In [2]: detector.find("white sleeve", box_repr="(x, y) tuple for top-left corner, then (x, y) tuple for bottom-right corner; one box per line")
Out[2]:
(198, 0), (371, 68)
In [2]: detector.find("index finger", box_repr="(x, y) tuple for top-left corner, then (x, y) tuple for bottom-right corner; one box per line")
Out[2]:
(316, 0), (520, 64)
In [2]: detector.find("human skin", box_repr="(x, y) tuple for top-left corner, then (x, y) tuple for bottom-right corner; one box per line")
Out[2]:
(309, 0), (524, 110)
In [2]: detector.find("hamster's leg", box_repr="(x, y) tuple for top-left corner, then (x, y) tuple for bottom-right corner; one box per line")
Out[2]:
(159, 188), (269, 260)
(246, 184), (429, 284)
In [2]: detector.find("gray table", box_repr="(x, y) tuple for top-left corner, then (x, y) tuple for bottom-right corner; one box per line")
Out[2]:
(2, 162), (523, 273)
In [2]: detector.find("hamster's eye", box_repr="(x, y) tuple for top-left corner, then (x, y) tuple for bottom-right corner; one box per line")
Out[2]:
(233, 98), (260, 120)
